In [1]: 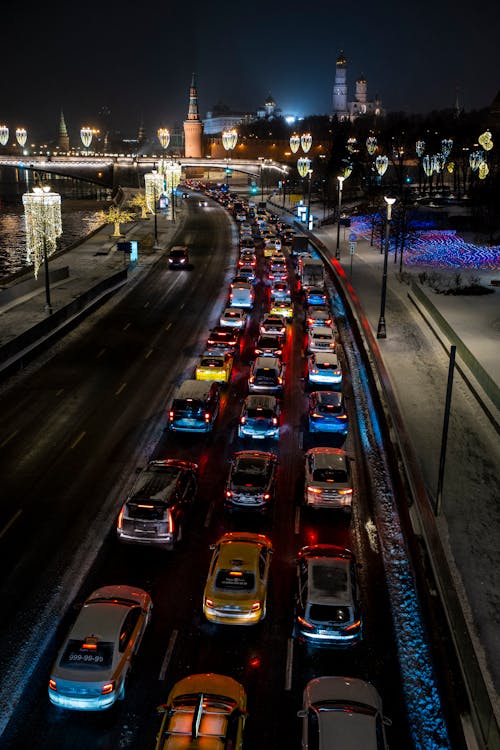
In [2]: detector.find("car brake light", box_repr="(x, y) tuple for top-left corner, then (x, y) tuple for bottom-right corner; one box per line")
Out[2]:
(249, 376), (254, 383)
(297, 616), (314, 630)
(338, 414), (348, 419)
(49, 679), (57, 691)
(344, 619), (361, 632)
(167, 508), (174, 533)
(204, 412), (210, 422)
(272, 417), (278, 426)
(225, 490), (233, 498)
(205, 598), (214, 608)
(169, 410), (174, 421)
(117, 507), (124, 530)
(101, 682), (115, 695)
(240, 416), (246, 425)
(278, 377), (283, 385)
(251, 602), (261, 611)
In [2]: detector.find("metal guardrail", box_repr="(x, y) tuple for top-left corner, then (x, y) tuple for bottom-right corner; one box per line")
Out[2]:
(410, 281), (500, 416)
(294, 224), (500, 750)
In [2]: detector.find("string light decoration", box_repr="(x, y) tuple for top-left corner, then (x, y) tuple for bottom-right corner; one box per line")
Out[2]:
(441, 139), (453, 159)
(222, 128), (238, 151)
(16, 128), (27, 147)
(469, 151), (484, 171)
(80, 127), (93, 148)
(300, 133), (312, 153)
(478, 130), (493, 151)
(375, 155), (388, 176)
(347, 137), (357, 154)
(366, 136), (377, 155)
(0, 125), (9, 146)
(144, 170), (165, 213)
(422, 155), (433, 177)
(289, 134), (300, 153)
(432, 154), (445, 173)
(447, 162), (455, 174)
(343, 163), (353, 179)
(157, 128), (170, 150)
(22, 186), (62, 279)
(478, 162), (489, 180)
(297, 157), (311, 177)
(416, 140), (426, 158)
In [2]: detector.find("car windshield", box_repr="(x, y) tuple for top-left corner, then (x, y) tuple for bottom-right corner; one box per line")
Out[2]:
(312, 468), (348, 482)
(170, 250), (186, 258)
(126, 500), (167, 519)
(60, 639), (114, 670)
(215, 570), (255, 590)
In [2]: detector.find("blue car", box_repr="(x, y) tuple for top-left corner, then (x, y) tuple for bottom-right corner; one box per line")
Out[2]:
(308, 391), (348, 434)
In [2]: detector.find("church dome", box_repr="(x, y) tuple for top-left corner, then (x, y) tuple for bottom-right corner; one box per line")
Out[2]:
(264, 92), (276, 106)
(336, 51), (347, 66)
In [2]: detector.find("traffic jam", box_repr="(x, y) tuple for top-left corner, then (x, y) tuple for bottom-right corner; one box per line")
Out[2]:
(38, 188), (451, 750)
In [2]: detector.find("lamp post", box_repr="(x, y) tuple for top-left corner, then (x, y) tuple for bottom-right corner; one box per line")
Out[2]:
(222, 127), (238, 188)
(376, 196), (396, 339)
(22, 185), (62, 315)
(335, 175), (345, 260)
(145, 170), (165, 248)
(307, 168), (313, 228)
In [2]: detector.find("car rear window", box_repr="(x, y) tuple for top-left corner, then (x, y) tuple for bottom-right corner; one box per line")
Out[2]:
(60, 639), (114, 670)
(246, 408), (274, 419)
(312, 468), (348, 482)
(215, 571), (255, 590)
(308, 604), (351, 623)
(319, 402), (343, 414)
(172, 399), (205, 415)
(126, 500), (166, 519)
(255, 369), (278, 382)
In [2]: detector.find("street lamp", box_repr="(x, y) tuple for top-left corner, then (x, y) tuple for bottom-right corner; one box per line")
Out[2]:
(22, 185), (62, 315)
(376, 196), (396, 339)
(307, 168), (313, 228)
(222, 127), (238, 187)
(335, 175), (345, 260)
(145, 170), (165, 248)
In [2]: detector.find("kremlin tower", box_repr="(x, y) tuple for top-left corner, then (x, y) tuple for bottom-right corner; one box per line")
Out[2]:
(58, 110), (70, 151)
(332, 52), (348, 119)
(183, 73), (203, 158)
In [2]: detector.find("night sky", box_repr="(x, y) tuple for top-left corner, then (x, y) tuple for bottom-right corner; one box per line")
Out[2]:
(2, 0), (498, 143)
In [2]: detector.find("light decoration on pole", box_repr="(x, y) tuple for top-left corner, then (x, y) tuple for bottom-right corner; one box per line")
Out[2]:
(335, 175), (345, 260)
(300, 133), (312, 153)
(164, 161), (182, 221)
(0, 125), (9, 146)
(297, 157), (311, 178)
(432, 154), (445, 174)
(80, 127), (93, 148)
(478, 130), (493, 151)
(366, 136), (377, 155)
(469, 151), (484, 172)
(376, 196), (397, 339)
(157, 128), (170, 150)
(347, 137), (357, 153)
(22, 184), (62, 316)
(422, 155), (434, 177)
(441, 139), (453, 159)
(416, 140), (426, 158)
(16, 128), (27, 147)
(447, 162), (455, 174)
(375, 155), (388, 176)
(289, 134), (300, 153)
(144, 170), (165, 213)
(222, 128), (238, 151)
(343, 163), (353, 179)
(478, 162), (489, 180)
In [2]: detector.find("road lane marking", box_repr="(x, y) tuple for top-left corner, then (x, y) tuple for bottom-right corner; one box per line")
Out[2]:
(96, 348), (106, 358)
(294, 506), (301, 534)
(123, 322), (131, 330)
(56, 388), (64, 397)
(285, 637), (294, 690)
(143, 302), (150, 308)
(145, 349), (153, 359)
(69, 431), (86, 450)
(298, 431), (303, 450)
(165, 322), (172, 331)
(115, 382), (127, 395)
(159, 629), (178, 681)
(0, 509), (22, 541)
(179, 302), (185, 310)
(0, 430), (18, 448)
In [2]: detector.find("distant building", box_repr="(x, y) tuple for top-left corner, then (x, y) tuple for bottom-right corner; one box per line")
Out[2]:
(58, 110), (69, 151)
(332, 51), (383, 121)
(256, 93), (282, 120)
(184, 73), (203, 158)
(203, 102), (248, 135)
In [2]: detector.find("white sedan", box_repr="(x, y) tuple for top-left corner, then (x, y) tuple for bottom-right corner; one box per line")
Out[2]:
(220, 307), (247, 329)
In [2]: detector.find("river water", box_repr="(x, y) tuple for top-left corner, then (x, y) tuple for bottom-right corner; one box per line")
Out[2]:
(0, 165), (111, 281)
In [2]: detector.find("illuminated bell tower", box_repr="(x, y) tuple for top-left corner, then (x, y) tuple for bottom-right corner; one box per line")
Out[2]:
(333, 51), (348, 119)
(183, 73), (203, 158)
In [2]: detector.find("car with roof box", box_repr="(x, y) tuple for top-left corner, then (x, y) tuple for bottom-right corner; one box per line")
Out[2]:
(238, 394), (280, 440)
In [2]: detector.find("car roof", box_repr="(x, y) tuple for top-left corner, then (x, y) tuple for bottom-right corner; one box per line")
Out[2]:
(216, 533), (272, 568)
(302, 553), (353, 606)
(129, 463), (182, 504)
(310, 326), (334, 335)
(175, 380), (218, 399)
(306, 447), (347, 466)
(311, 351), (339, 365)
(312, 391), (343, 406)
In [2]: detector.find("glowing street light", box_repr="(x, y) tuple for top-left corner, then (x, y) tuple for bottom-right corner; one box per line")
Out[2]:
(0, 125), (9, 146)
(145, 170), (165, 248)
(300, 133), (312, 153)
(157, 127), (170, 150)
(335, 175), (345, 260)
(22, 185), (62, 314)
(80, 127), (93, 149)
(222, 128), (238, 185)
(376, 196), (397, 339)
(289, 134), (300, 153)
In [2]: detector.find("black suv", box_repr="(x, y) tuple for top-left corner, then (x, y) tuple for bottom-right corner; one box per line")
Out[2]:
(116, 459), (198, 550)
(224, 450), (278, 512)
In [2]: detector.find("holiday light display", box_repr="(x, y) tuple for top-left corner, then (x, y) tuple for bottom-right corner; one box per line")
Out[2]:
(478, 162), (489, 179)
(222, 128), (238, 151)
(422, 155), (433, 177)
(144, 170), (165, 213)
(469, 151), (484, 171)
(22, 186), (62, 278)
(432, 154), (445, 173)
(300, 133), (312, 153)
(441, 139), (453, 159)
(478, 130), (493, 151)
(80, 127), (93, 148)
(297, 157), (311, 177)
(346, 137), (357, 153)
(447, 162), (455, 174)
(157, 128), (170, 150)
(366, 136), (377, 155)
(375, 155), (388, 176)
(416, 140), (426, 158)
(289, 134), (300, 154)
(0, 125), (9, 146)
(343, 163), (353, 179)
(16, 128), (27, 147)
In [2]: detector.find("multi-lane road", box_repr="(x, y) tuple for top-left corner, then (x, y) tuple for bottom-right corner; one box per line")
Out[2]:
(0, 196), (460, 748)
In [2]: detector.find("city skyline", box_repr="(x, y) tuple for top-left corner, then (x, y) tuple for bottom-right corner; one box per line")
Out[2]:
(1, 0), (498, 142)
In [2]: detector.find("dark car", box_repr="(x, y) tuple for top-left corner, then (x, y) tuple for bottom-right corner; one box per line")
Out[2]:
(293, 544), (362, 647)
(253, 333), (283, 359)
(206, 326), (239, 354)
(116, 459), (199, 550)
(168, 245), (190, 268)
(225, 450), (278, 512)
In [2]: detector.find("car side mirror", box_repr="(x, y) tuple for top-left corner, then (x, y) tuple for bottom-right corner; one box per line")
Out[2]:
(297, 709), (308, 718)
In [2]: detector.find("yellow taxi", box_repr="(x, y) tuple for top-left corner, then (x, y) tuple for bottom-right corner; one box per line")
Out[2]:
(203, 532), (273, 625)
(195, 352), (233, 384)
(155, 672), (247, 750)
(270, 300), (294, 319)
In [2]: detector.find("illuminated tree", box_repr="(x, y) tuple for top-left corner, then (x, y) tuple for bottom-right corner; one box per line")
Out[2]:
(98, 205), (135, 237)
(128, 192), (149, 219)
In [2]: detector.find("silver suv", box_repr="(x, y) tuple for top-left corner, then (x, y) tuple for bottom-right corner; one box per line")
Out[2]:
(248, 355), (284, 394)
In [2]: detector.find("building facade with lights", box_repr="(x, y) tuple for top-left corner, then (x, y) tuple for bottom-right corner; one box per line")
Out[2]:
(332, 52), (384, 121)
